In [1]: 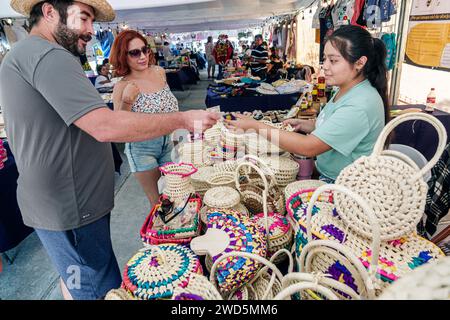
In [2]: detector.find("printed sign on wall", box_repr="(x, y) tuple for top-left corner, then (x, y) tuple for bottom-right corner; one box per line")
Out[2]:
(406, 0), (450, 71)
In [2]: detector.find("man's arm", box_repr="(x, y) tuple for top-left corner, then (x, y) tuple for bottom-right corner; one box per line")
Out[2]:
(74, 108), (219, 143)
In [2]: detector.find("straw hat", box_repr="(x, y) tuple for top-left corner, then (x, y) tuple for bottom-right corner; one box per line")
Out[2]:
(10, 0), (116, 22)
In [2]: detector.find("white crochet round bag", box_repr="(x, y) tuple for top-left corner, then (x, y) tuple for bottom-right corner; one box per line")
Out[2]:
(335, 112), (447, 241)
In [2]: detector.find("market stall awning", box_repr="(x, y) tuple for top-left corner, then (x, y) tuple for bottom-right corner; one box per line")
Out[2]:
(0, 0), (318, 32)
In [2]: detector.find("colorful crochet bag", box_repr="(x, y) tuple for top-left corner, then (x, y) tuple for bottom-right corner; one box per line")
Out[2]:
(122, 244), (203, 300)
(190, 209), (267, 293)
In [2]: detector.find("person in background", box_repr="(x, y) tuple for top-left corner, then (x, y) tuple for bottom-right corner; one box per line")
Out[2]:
(249, 34), (269, 80)
(162, 41), (172, 61)
(111, 30), (181, 207)
(205, 36), (216, 79)
(95, 63), (112, 89)
(0, 0), (219, 300)
(226, 25), (389, 183)
(266, 54), (284, 83)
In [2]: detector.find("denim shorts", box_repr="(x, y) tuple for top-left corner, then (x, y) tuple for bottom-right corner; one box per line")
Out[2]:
(34, 214), (122, 300)
(124, 135), (174, 173)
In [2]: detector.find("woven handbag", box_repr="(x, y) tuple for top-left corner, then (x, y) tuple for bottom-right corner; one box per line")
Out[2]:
(171, 273), (223, 300)
(235, 155), (285, 215)
(291, 184), (445, 298)
(226, 249), (294, 300)
(140, 195), (202, 245)
(122, 244), (203, 300)
(190, 166), (215, 196)
(191, 209), (267, 293)
(207, 171), (236, 189)
(284, 180), (326, 203)
(259, 156), (299, 187)
(160, 162), (198, 200)
(335, 112), (447, 241)
(104, 288), (135, 300)
(378, 256), (450, 300)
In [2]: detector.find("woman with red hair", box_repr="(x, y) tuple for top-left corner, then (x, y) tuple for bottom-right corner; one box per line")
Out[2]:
(111, 30), (179, 206)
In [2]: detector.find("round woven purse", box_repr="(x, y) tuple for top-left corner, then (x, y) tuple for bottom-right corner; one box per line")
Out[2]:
(190, 209), (267, 293)
(228, 249), (294, 300)
(104, 288), (134, 300)
(293, 184), (445, 298)
(190, 166), (215, 196)
(259, 156), (300, 187)
(122, 244), (203, 300)
(378, 256), (450, 300)
(159, 162), (198, 200)
(171, 273), (223, 300)
(335, 112), (447, 241)
(204, 186), (241, 209)
(210, 251), (288, 300)
(235, 155), (285, 215)
(207, 171), (236, 189)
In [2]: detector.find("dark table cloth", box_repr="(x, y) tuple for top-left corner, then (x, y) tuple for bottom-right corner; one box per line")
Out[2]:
(205, 89), (300, 112)
(0, 140), (34, 253)
(392, 105), (450, 161)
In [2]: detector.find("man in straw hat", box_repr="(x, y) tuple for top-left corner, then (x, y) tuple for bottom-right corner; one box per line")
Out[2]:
(0, 0), (219, 300)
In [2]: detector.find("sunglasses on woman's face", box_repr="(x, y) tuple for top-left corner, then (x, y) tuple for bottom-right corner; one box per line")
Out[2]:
(128, 46), (150, 58)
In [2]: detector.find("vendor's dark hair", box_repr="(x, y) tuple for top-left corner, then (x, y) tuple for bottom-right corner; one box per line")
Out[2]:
(29, 0), (74, 28)
(326, 25), (390, 125)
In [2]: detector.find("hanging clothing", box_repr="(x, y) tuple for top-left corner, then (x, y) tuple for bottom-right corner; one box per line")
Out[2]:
(213, 40), (233, 65)
(365, 0), (397, 27)
(352, 0), (367, 27)
(381, 32), (397, 70)
(319, 4), (335, 62)
(331, 0), (354, 29)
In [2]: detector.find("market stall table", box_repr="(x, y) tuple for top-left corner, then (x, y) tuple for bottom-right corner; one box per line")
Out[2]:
(392, 105), (450, 161)
(0, 140), (34, 256)
(205, 91), (300, 112)
(165, 66), (200, 91)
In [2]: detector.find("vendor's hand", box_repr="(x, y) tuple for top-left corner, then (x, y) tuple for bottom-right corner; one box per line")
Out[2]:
(122, 81), (140, 105)
(224, 113), (261, 132)
(183, 110), (220, 132)
(283, 119), (314, 133)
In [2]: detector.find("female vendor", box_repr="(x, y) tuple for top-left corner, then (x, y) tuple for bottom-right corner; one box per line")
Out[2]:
(226, 25), (389, 183)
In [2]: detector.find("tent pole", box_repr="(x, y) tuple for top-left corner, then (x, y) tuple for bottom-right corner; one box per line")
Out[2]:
(389, 0), (413, 107)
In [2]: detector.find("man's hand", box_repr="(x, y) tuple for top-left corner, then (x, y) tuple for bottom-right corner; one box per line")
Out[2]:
(182, 110), (220, 132)
(122, 81), (140, 105)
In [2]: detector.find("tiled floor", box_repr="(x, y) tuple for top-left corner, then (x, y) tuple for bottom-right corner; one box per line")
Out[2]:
(0, 69), (213, 300)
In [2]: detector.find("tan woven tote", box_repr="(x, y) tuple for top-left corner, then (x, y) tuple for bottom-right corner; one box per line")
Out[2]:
(235, 155), (285, 215)
(335, 112), (447, 241)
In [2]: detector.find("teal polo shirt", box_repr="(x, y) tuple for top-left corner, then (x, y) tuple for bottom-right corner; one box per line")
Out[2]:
(312, 79), (385, 180)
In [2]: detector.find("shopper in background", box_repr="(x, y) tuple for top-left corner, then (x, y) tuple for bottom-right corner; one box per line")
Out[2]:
(266, 53), (284, 83)
(249, 34), (269, 80)
(95, 63), (112, 89)
(0, 0), (218, 300)
(205, 36), (216, 79)
(226, 25), (389, 183)
(111, 30), (183, 207)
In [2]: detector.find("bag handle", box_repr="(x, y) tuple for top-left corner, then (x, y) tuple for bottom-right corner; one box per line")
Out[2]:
(273, 282), (339, 300)
(372, 112), (447, 182)
(305, 184), (381, 273)
(297, 240), (376, 299)
(282, 272), (361, 300)
(209, 251), (284, 294)
(235, 161), (270, 238)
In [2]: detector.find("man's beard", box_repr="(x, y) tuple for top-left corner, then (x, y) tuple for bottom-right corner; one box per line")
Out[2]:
(53, 22), (92, 56)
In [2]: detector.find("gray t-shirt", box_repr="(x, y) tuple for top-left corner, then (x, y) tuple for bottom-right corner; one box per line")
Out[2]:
(0, 36), (114, 231)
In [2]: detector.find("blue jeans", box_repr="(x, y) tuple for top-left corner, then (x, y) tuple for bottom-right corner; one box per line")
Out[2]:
(35, 214), (121, 300)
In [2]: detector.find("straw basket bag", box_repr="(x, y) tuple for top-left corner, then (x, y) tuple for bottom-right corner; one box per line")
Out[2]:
(245, 122), (294, 156)
(159, 162), (197, 199)
(140, 195), (202, 245)
(178, 141), (213, 168)
(104, 288), (134, 300)
(378, 256), (450, 300)
(171, 273), (224, 300)
(290, 184), (445, 298)
(284, 180), (326, 202)
(259, 156), (299, 187)
(190, 209), (267, 293)
(226, 249), (294, 300)
(190, 166), (215, 196)
(335, 112), (447, 241)
(236, 157), (292, 262)
(203, 186), (241, 209)
(207, 171), (236, 189)
(122, 244), (203, 300)
(235, 155), (285, 215)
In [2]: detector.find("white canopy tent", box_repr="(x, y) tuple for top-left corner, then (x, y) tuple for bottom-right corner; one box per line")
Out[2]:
(0, 0), (317, 32)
